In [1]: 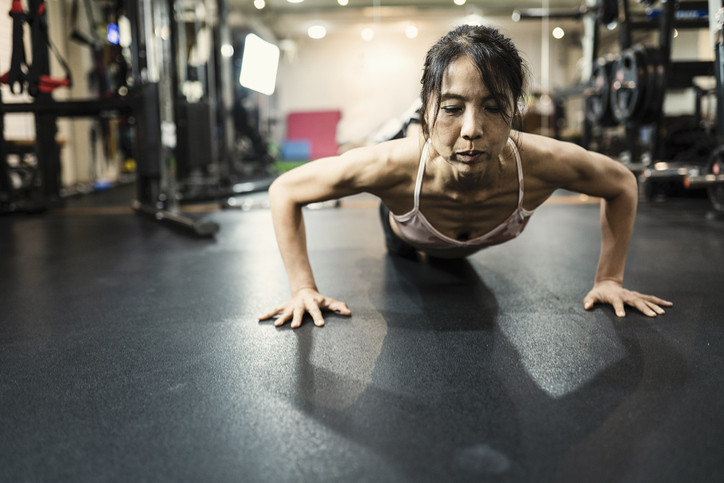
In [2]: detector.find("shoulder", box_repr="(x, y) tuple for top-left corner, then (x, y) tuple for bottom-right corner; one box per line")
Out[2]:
(512, 131), (582, 166)
(337, 134), (426, 193)
(273, 134), (425, 202)
(513, 131), (625, 182)
(511, 131), (635, 197)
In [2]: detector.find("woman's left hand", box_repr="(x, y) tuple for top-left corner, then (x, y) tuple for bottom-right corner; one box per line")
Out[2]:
(583, 280), (673, 318)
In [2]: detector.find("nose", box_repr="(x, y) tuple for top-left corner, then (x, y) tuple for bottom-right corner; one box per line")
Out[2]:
(460, 108), (483, 140)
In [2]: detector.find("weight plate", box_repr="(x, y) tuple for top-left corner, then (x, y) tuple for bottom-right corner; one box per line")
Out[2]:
(611, 49), (644, 122)
(610, 45), (665, 124)
(585, 56), (616, 125)
(639, 46), (666, 124)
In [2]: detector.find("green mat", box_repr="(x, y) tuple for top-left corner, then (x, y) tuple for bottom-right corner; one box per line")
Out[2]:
(274, 160), (308, 172)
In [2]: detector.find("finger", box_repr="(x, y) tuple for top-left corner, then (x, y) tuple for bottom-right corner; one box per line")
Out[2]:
(612, 299), (626, 318)
(583, 294), (596, 311)
(274, 310), (291, 327)
(258, 306), (283, 321)
(647, 300), (666, 315)
(642, 294), (674, 307)
(291, 307), (304, 329)
(631, 299), (657, 317)
(324, 299), (351, 316)
(307, 304), (326, 327)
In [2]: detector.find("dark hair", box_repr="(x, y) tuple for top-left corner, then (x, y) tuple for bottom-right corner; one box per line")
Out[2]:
(420, 24), (528, 138)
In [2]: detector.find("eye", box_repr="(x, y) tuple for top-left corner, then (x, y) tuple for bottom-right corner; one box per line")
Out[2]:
(484, 105), (503, 114)
(441, 105), (462, 115)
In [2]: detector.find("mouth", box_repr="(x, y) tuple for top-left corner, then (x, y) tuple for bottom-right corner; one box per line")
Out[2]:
(454, 150), (484, 163)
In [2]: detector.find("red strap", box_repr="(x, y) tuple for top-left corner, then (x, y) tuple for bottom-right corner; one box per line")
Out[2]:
(37, 1), (45, 16)
(37, 75), (70, 93)
(10, 0), (23, 14)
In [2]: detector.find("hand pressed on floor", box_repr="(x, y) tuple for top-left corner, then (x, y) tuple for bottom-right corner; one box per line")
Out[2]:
(583, 280), (673, 318)
(259, 288), (351, 328)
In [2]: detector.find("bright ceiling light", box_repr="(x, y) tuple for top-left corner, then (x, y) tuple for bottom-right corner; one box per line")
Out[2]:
(308, 25), (327, 40)
(361, 27), (375, 41)
(287, 0), (304, 3)
(552, 27), (565, 39)
(220, 43), (234, 57)
(253, 0), (265, 9)
(405, 25), (418, 39)
(454, 0), (466, 5)
(337, 0), (349, 5)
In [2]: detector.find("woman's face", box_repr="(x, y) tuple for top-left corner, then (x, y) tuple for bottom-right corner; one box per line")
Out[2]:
(426, 56), (513, 177)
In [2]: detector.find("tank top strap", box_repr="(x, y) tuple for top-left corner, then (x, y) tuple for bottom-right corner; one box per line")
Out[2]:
(413, 139), (430, 210)
(507, 137), (525, 211)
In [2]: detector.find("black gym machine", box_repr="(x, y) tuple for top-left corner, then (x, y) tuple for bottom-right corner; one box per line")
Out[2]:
(0, 0), (276, 235)
(0, 0), (218, 234)
(590, 0), (724, 210)
(516, 0), (724, 212)
(685, 3), (724, 211)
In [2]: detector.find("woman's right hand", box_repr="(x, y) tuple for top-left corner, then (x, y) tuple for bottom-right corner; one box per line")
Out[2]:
(258, 288), (352, 328)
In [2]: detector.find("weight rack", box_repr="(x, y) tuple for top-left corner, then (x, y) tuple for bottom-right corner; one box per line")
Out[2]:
(0, 0), (219, 236)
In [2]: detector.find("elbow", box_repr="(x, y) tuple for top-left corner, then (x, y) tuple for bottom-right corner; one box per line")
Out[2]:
(603, 162), (638, 201)
(268, 175), (292, 207)
(621, 167), (639, 202)
(603, 166), (638, 209)
(268, 176), (283, 202)
(268, 173), (305, 213)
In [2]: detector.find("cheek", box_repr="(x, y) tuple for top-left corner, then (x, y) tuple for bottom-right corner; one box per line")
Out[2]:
(431, 116), (459, 139)
(431, 129), (457, 152)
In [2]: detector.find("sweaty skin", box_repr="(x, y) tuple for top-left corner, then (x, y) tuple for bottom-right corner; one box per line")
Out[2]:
(259, 56), (672, 328)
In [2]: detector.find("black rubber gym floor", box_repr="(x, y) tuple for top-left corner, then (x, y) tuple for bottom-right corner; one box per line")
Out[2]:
(2, 192), (723, 482)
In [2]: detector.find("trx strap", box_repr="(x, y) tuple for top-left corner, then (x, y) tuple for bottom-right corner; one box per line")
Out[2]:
(3, 0), (28, 93)
(27, 0), (72, 96)
(1, 0), (72, 96)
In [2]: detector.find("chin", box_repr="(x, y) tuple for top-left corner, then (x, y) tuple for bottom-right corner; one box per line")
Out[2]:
(452, 163), (482, 177)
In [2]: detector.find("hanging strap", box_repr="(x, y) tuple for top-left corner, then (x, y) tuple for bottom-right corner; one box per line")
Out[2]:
(4, 0), (28, 94)
(26, 0), (72, 96)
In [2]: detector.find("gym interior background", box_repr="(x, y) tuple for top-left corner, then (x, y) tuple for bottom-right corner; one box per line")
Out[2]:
(1, 0), (723, 481)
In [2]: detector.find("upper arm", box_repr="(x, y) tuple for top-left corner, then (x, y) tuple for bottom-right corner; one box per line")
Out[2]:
(269, 138), (415, 206)
(522, 133), (637, 200)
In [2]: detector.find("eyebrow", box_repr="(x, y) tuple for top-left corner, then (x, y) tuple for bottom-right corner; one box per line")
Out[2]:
(440, 92), (465, 101)
(440, 92), (497, 103)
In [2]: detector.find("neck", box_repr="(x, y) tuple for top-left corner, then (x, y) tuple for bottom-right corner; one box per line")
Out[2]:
(431, 153), (504, 193)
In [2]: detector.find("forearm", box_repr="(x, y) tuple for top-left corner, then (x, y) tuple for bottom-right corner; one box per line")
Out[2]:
(594, 173), (638, 284)
(269, 182), (318, 295)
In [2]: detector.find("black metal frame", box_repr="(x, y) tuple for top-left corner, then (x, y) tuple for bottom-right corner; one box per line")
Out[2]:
(0, 0), (218, 236)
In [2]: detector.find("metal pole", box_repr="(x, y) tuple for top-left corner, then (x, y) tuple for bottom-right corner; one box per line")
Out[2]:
(710, 1), (724, 141)
(27, 0), (61, 206)
(650, 0), (677, 160)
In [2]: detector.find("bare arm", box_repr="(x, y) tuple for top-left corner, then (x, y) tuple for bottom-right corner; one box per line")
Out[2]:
(259, 139), (415, 328)
(582, 152), (638, 286)
(522, 133), (673, 317)
(268, 178), (319, 296)
(583, 165), (672, 317)
(258, 174), (351, 328)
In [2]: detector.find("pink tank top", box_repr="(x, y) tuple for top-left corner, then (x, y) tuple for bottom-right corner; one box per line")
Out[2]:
(391, 138), (534, 254)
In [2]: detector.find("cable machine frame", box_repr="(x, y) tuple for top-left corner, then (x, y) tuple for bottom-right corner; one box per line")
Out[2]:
(0, 0), (219, 235)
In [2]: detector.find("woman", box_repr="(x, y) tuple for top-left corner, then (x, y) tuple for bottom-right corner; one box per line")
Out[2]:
(259, 25), (672, 328)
